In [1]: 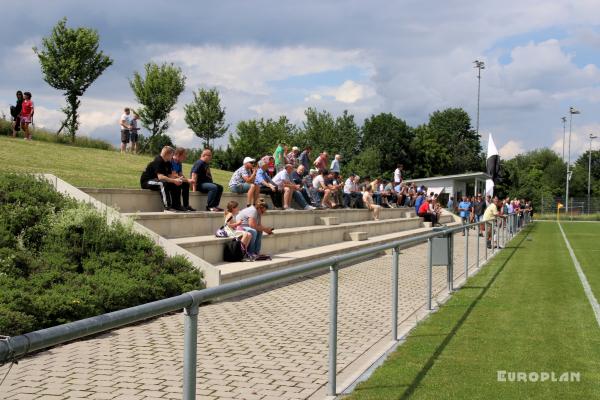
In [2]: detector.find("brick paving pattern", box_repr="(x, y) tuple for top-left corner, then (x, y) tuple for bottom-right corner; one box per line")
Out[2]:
(1, 231), (496, 399)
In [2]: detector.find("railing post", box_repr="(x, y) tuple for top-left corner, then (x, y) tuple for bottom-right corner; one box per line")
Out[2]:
(464, 224), (469, 278)
(496, 218), (501, 250)
(427, 238), (433, 310)
(328, 264), (339, 396)
(183, 301), (199, 400)
(391, 247), (399, 341)
(448, 233), (454, 292)
(476, 221), (481, 269)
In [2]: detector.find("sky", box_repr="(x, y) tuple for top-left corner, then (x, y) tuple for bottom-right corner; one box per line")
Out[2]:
(2, 0), (600, 161)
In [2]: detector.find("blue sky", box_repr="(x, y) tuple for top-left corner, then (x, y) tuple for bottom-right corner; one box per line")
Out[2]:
(2, 0), (600, 161)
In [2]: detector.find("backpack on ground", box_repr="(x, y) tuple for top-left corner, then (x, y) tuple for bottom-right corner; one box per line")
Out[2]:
(223, 238), (245, 262)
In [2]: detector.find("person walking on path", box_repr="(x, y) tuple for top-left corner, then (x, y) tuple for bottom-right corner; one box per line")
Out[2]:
(20, 92), (34, 141)
(190, 149), (224, 211)
(10, 91), (23, 138)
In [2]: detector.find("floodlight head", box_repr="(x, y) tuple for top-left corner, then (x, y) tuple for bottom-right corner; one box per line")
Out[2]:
(561, 116), (567, 122)
(569, 106), (580, 115)
(473, 60), (485, 69)
(590, 134), (598, 139)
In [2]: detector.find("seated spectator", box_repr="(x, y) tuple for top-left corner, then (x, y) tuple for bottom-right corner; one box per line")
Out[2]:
(286, 146), (300, 167)
(313, 169), (335, 208)
(291, 165), (312, 205)
(330, 154), (342, 173)
(299, 146), (312, 175)
(418, 196), (439, 226)
(255, 160), (283, 209)
(169, 147), (194, 211)
(328, 172), (343, 207)
(190, 149), (224, 212)
(267, 155), (276, 177)
(363, 186), (381, 220)
(236, 198), (273, 258)
(305, 168), (320, 206)
(273, 164), (315, 210)
(229, 157), (259, 207)
(224, 201), (252, 259)
(414, 191), (424, 216)
(343, 174), (364, 208)
(140, 146), (187, 212)
(313, 151), (328, 172)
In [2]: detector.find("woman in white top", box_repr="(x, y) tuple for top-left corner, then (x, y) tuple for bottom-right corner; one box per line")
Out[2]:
(362, 186), (381, 221)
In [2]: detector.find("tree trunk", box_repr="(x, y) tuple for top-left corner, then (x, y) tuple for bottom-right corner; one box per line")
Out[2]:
(67, 93), (79, 143)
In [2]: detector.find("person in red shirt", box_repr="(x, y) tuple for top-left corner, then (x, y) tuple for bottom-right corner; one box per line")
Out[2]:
(418, 196), (439, 227)
(20, 92), (34, 141)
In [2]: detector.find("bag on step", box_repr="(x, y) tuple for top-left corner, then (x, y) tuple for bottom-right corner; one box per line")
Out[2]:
(223, 238), (245, 262)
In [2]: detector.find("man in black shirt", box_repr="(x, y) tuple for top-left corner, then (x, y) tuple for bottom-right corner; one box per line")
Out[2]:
(190, 149), (224, 211)
(140, 146), (186, 211)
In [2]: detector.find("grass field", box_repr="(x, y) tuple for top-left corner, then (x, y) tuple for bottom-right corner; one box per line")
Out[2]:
(0, 135), (232, 189)
(346, 221), (600, 400)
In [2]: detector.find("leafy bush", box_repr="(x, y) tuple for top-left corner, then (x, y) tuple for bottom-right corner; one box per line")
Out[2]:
(0, 173), (203, 336)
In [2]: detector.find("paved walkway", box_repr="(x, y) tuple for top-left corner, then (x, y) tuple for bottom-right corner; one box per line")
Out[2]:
(1, 231), (495, 400)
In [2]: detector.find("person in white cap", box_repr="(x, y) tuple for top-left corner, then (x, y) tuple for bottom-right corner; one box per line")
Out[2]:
(228, 157), (259, 207)
(285, 146), (301, 167)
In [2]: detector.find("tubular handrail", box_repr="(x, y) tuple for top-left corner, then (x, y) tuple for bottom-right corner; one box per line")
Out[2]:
(0, 212), (528, 398)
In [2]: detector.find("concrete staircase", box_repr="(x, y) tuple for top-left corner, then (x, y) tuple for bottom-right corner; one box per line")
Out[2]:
(81, 188), (456, 287)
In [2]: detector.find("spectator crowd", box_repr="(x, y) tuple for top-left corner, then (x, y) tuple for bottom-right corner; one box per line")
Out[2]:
(140, 143), (531, 259)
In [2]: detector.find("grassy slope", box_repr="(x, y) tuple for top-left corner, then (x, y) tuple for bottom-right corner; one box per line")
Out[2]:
(0, 136), (232, 189)
(346, 222), (600, 400)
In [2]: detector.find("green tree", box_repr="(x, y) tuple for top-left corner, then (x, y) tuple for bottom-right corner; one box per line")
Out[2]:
(129, 62), (186, 141)
(361, 113), (413, 179)
(569, 149), (600, 198)
(184, 87), (229, 149)
(421, 108), (482, 175)
(34, 18), (113, 142)
(228, 116), (298, 166)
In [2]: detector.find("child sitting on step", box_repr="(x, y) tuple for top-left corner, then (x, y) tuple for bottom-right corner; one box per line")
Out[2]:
(224, 201), (252, 255)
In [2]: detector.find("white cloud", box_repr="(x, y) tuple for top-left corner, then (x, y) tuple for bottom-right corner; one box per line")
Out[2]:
(499, 140), (525, 159)
(325, 80), (375, 104)
(149, 44), (374, 95)
(551, 123), (600, 161)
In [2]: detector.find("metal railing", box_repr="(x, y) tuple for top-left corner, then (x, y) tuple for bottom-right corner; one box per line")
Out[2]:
(0, 213), (529, 398)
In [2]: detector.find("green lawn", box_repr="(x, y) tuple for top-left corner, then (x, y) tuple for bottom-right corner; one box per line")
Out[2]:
(346, 222), (600, 399)
(0, 135), (232, 189)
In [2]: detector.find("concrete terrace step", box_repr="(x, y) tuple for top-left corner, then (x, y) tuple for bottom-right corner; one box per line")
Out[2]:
(80, 187), (275, 213)
(124, 207), (415, 238)
(217, 221), (461, 284)
(172, 217), (423, 263)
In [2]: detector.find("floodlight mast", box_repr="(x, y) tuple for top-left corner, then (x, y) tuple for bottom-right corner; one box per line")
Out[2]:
(566, 106), (580, 213)
(474, 60), (485, 137)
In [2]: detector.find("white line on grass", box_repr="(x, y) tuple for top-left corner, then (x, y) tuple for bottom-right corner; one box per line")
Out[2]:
(558, 223), (600, 329)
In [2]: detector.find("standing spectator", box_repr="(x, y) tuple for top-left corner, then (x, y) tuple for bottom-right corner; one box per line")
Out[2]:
(483, 196), (500, 249)
(236, 198), (273, 258)
(363, 186), (381, 220)
(304, 168), (319, 206)
(330, 154), (342, 173)
(458, 195), (471, 235)
(313, 151), (328, 172)
(472, 194), (485, 236)
(119, 107), (137, 153)
(447, 196), (455, 212)
(255, 160), (283, 209)
(394, 164), (403, 186)
(170, 147), (193, 211)
(140, 146), (186, 212)
(129, 110), (141, 153)
(299, 146), (312, 175)
(190, 149), (224, 212)
(20, 92), (34, 141)
(10, 91), (23, 138)
(273, 142), (286, 172)
(286, 146), (300, 167)
(229, 157), (259, 207)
